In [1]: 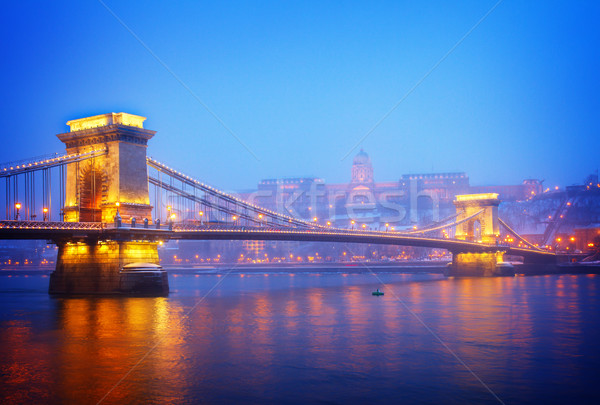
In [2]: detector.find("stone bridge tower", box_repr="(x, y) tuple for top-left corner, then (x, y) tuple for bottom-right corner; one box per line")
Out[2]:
(453, 193), (500, 244)
(50, 113), (166, 295)
(57, 112), (154, 223)
(448, 193), (506, 277)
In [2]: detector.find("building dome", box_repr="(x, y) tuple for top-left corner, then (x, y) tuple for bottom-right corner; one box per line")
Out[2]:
(353, 148), (371, 165)
(351, 149), (374, 184)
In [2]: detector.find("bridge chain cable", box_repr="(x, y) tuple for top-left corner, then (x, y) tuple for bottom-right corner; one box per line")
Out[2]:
(148, 176), (270, 227)
(399, 212), (460, 234)
(0, 151), (62, 169)
(0, 148), (107, 177)
(147, 157), (318, 229)
(404, 210), (484, 235)
(1, 149), (107, 222)
(498, 218), (543, 251)
(146, 158), (499, 245)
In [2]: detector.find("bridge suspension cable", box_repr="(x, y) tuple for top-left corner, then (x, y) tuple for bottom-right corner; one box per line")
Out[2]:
(498, 218), (543, 251)
(401, 212), (460, 234)
(0, 152), (63, 170)
(147, 157), (319, 229)
(0, 149), (107, 177)
(0, 149), (106, 222)
(404, 210), (484, 235)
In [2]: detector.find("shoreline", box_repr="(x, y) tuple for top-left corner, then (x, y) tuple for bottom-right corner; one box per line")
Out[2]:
(1, 260), (599, 277)
(164, 261), (449, 274)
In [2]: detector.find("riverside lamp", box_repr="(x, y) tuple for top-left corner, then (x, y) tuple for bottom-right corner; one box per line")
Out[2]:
(15, 203), (21, 220)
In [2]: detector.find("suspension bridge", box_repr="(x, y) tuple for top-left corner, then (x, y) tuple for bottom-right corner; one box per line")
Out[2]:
(0, 113), (555, 295)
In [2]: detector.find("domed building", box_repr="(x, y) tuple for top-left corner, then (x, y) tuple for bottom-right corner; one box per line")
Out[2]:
(351, 149), (374, 184)
(346, 149), (378, 225)
(247, 146), (544, 233)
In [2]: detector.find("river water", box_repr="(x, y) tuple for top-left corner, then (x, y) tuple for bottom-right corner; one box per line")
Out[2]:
(1, 270), (599, 404)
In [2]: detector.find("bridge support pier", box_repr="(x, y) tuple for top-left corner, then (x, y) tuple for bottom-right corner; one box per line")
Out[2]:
(49, 240), (168, 295)
(446, 251), (515, 277)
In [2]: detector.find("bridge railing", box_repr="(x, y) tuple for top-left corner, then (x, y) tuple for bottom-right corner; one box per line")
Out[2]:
(0, 220), (104, 230)
(0, 216), (546, 253)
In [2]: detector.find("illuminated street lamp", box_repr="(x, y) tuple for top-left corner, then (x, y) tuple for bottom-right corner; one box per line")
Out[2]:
(326, 221), (331, 226)
(313, 216), (318, 224)
(14, 203), (21, 220)
(351, 219), (355, 230)
(166, 211), (176, 230)
(199, 210), (204, 224)
(114, 202), (122, 227)
(43, 207), (49, 221)
(362, 223), (367, 230)
(385, 223), (389, 232)
(232, 215), (238, 226)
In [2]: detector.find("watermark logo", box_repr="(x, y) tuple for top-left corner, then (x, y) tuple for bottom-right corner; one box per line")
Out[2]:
(240, 177), (442, 229)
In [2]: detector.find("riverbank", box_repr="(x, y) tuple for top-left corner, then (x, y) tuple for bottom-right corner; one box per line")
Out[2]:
(2, 260), (599, 277)
(162, 261), (449, 274)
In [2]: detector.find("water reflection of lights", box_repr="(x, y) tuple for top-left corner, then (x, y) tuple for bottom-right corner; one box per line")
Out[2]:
(1, 273), (597, 403)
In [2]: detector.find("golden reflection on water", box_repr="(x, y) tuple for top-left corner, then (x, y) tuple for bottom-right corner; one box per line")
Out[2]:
(45, 297), (188, 404)
(1, 273), (598, 403)
(1, 319), (53, 403)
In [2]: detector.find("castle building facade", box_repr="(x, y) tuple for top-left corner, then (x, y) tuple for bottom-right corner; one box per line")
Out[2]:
(240, 150), (541, 230)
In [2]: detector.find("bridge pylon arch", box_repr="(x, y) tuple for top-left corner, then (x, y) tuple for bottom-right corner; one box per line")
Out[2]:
(453, 193), (500, 244)
(57, 112), (155, 223)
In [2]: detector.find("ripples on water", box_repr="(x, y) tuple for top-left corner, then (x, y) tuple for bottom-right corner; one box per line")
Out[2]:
(1, 271), (599, 404)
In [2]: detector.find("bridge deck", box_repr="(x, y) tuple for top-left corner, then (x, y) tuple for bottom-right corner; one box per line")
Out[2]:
(0, 221), (555, 261)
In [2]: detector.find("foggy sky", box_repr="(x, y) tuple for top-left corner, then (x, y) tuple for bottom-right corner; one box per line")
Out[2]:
(1, 1), (598, 191)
